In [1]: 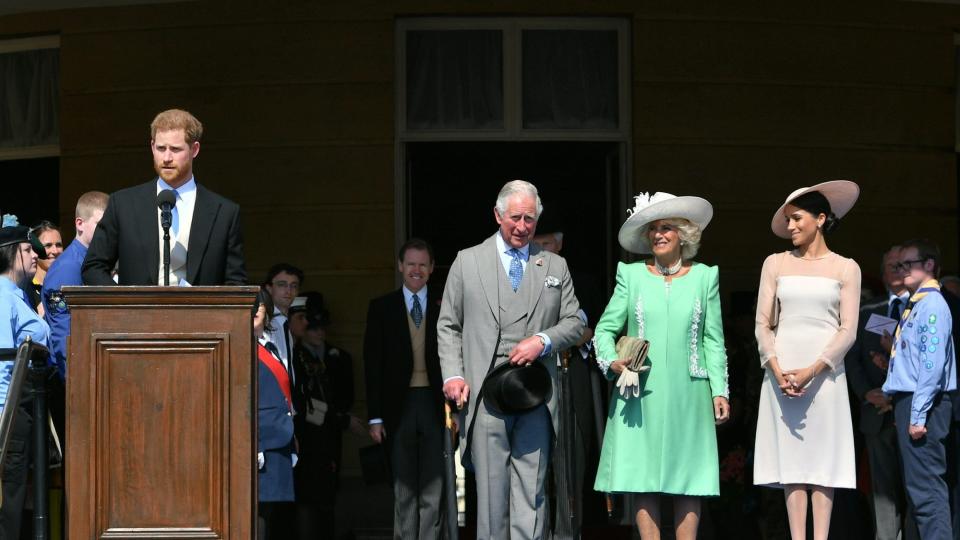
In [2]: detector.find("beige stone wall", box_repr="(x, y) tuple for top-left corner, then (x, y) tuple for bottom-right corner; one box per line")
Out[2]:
(3, 0), (959, 474)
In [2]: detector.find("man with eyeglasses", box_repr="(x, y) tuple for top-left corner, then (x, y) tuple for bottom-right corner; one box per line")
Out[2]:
(882, 239), (957, 540)
(845, 245), (915, 540)
(263, 263), (304, 384)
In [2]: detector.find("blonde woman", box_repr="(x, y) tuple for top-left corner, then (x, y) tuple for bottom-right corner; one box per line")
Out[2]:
(594, 192), (729, 540)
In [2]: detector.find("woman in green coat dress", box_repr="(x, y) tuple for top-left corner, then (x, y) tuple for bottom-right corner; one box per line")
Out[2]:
(593, 192), (730, 540)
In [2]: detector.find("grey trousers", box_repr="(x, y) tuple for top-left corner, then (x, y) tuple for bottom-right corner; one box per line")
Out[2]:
(391, 388), (444, 540)
(471, 401), (551, 540)
(865, 423), (906, 540)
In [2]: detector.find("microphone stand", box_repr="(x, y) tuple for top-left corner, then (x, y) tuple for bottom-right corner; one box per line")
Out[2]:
(160, 210), (172, 286)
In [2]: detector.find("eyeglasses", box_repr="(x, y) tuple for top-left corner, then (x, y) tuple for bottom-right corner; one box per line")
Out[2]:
(270, 280), (300, 291)
(894, 259), (927, 272)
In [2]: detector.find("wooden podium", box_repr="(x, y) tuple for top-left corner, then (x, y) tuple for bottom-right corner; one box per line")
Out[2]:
(62, 286), (260, 540)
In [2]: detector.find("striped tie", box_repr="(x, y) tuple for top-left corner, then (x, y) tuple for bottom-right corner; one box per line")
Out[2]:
(411, 294), (423, 328)
(890, 279), (941, 363)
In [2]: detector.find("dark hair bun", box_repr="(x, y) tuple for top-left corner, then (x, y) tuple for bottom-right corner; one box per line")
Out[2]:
(822, 213), (840, 235)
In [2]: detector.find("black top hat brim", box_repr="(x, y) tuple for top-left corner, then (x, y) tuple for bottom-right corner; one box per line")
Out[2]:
(483, 361), (552, 415)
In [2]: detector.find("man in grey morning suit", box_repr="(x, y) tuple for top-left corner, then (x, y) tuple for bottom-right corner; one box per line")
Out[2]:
(438, 180), (583, 540)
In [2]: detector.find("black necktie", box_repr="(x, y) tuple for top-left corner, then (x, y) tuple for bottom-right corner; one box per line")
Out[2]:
(890, 297), (904, 322)
(283, 319), (295, 384)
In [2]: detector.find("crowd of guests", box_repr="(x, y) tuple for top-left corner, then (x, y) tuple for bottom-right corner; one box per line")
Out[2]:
(3, 107), (960, 540)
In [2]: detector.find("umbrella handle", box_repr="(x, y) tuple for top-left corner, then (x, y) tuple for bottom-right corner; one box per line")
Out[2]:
(445, 402), (458, 439)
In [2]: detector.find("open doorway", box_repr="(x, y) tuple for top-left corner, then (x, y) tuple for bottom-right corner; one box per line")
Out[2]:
(406, 141), (622, 310)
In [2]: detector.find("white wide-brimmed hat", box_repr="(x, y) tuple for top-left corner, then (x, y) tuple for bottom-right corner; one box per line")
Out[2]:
(618, 192), (714, 254)
(770, 180), (860, 239)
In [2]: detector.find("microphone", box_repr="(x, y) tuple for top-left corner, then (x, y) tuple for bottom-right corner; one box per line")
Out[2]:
(157, 189), (177, 230)
(157, 189), (177, 286)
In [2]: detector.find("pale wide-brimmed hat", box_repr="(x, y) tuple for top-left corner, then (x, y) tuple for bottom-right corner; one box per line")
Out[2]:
(770, 180), (860, 239)
(618, 192), (714, 254)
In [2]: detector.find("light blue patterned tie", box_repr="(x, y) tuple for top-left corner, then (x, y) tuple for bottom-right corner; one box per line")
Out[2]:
(171, 190), (180, 238)
(411, 294), (423, 328)
(509, 248), (523, 291)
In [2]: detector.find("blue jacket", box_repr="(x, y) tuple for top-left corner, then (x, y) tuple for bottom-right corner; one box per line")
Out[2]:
(41, 239), (86, 380)
(258, 360), (296, 502)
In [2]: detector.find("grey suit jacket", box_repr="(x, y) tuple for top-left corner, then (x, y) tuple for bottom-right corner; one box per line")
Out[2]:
(437, 234), (583, 455)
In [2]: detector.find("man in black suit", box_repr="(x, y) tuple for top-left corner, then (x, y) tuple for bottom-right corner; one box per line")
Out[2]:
(82, 109), (246, 286)
(532, 228), (606, 538)
(363, 238), (445, 539)
(845, 245), (914, 540)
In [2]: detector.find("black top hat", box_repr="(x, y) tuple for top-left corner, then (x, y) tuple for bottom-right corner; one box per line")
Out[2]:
(482, 360), (552, 415)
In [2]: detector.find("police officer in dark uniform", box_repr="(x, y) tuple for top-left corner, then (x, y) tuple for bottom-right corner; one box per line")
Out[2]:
(290, 293), (356, 540)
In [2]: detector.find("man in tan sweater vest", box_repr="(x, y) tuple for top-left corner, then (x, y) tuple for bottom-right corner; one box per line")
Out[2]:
(364, 238), (446, 539)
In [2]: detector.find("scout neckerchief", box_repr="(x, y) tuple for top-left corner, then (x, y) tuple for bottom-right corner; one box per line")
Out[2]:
(890, 278), (941, 362)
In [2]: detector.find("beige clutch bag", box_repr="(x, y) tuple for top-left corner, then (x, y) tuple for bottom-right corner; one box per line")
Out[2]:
(614, 336), (651, 399)
(615, 336), (651, 373)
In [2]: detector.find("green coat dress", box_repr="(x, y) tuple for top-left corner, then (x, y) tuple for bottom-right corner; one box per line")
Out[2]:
(593, 261), (728, 496)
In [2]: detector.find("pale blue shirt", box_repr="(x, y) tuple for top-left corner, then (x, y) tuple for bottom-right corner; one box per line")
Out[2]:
(402, 285), (428, 316)
(0, 276), (50, 411)
(156, 177), (197, 286)
(882, 289), (957, 425)
(156, 176), (197, 239)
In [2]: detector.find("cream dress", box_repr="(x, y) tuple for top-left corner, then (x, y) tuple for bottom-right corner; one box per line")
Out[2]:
(753, 251), (860, 488)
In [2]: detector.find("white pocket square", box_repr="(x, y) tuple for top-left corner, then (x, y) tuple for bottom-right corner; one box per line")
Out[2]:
(544, 276), (561, 288)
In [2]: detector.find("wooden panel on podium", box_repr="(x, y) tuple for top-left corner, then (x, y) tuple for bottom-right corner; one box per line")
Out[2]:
(62, 286), (259, 540)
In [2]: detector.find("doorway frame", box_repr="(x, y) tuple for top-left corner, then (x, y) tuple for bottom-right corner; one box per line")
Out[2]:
(393, 16), (633, 276)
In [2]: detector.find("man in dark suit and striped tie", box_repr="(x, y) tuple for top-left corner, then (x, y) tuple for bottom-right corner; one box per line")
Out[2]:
(364, 238), (446, 539)
(846, 245), (915, 540)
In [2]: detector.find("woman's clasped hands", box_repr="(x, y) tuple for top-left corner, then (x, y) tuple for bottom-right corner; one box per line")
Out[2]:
(777, 364), (821, 398)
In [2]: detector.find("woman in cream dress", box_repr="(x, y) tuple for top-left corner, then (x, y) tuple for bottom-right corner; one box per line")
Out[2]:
(753, 181), (861, 540)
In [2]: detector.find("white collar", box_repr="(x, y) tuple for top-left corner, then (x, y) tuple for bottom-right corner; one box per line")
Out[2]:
(403, 285), (427, 301)
(157, 176), (197, 196)
(495, 231), (529, 259)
